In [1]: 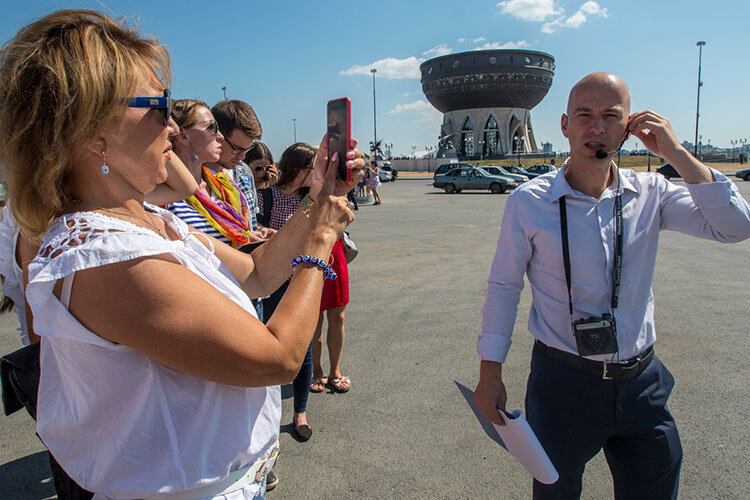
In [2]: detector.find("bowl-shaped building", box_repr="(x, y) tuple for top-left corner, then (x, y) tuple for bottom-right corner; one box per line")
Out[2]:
(420, 50), (554, 159)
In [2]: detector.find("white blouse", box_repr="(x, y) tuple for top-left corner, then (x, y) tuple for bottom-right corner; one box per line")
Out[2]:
(0, 205), (30, 345)
(26, 205), (280, 499)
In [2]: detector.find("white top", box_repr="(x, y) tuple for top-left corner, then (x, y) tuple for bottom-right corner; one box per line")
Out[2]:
(26, 204), (280, 499)
(0, 205), (30, 345)
(479, 165), (750, 363)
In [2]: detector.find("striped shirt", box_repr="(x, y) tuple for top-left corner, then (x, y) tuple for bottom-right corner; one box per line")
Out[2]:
(166, 200), (230, 245)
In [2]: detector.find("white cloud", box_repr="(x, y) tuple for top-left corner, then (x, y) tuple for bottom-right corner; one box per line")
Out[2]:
(497, 0), (563, 22)
(401, 92), (413, 97)
(542, 1), (608, 32)
(388, 100), (443, 126)
(580, 0), (607, 15)
(457, 37), (466, 43)
(422, 44), (452, 57)
(475, 40), (530, 50)
(340, 56), (423, 80)
(473, 37), (487, 43)
(563, 10), (587, 28)
(499, 0), (608, 33)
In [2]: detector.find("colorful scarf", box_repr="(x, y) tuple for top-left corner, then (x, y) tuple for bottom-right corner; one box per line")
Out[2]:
(186, 166), (251, 247)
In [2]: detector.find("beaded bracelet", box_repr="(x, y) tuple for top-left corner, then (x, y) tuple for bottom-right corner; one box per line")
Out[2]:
(291, 254), (337, 280)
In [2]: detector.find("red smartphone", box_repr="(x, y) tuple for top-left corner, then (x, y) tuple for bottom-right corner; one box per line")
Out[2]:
(327, 97), (351, 182)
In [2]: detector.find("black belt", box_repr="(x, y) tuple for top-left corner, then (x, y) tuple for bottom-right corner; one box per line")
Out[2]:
(534, 340), (654, 381)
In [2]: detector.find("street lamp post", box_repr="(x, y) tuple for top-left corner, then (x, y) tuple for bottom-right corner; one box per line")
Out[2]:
(694, 41), (706, 157)
(514, 136), (525, 167)
(371, 68), (377, 158)
(222, 86), (227, 100)
(293, 118), (297, 143)
(731, 139), (737, 162)
(425, 145), (434, 172)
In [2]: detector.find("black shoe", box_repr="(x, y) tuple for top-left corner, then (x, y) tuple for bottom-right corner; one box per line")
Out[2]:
(266, 470), (279, 492)
(293, 423), (313, 442)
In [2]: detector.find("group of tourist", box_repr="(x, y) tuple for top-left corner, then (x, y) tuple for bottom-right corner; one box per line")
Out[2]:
(0, 9), (363, 499)
(3, 7), (750, 500)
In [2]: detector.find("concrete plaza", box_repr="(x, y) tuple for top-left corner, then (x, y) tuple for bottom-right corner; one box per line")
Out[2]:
(1, 175), (749, 499)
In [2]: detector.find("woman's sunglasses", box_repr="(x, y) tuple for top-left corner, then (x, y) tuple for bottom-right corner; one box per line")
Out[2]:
(190, 119), (220, 136)
(125, 89), (171, 126)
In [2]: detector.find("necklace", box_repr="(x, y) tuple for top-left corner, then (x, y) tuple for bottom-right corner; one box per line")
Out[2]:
(97, 207), (167, 239)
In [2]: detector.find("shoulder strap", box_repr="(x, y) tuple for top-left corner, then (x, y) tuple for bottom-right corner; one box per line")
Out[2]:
(259, 188), (273, 228)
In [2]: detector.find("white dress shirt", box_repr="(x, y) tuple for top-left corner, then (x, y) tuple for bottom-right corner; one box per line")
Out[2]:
(479, 164), (750, 363)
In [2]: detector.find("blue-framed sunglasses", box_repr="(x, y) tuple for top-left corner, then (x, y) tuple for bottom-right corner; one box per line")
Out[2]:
(125, 89), (171, 126)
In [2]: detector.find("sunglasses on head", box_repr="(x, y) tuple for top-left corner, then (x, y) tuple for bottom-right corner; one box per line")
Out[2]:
(125, 89), (171, 126)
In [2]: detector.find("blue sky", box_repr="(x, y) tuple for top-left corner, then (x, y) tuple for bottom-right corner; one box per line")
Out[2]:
(2, 0), (748, 158)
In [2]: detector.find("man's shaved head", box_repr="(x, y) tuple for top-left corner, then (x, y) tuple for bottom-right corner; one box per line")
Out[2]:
(567, 72), (631, 116)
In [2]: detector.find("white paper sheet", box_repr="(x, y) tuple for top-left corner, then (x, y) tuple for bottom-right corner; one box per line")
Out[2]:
(455, 381), (559, 485)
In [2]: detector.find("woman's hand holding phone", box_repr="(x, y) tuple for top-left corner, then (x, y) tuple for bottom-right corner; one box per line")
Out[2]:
(307, 135), (364, 199)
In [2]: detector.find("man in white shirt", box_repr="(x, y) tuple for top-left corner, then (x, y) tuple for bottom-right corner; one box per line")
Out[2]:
(474, 72), (750, 499)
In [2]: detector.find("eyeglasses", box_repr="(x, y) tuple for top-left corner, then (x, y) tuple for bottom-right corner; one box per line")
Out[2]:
(224, 136), (254, 155)
(253, 165), (271, 172)
(191, 119), (220, 136)
(126, 89), (171, 126)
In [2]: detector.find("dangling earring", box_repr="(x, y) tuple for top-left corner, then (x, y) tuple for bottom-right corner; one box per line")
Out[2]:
(101, 150), (109, 175)
(190, 152), (199, 162)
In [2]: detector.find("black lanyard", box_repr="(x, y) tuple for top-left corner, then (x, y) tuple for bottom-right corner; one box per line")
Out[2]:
(559, 192), (623, 316)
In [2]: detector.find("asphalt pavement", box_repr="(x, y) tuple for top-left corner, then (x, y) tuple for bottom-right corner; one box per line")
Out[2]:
(1, 175), (749, 499)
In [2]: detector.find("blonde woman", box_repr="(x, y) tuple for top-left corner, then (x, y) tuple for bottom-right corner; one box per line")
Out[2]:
(0, 10), (363, 499)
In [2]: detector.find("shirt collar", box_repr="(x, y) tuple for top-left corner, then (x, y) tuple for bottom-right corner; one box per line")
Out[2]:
(549, 158), (638, 203)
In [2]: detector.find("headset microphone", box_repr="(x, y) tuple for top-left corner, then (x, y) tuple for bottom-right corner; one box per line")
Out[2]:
(595, 130), (630, 160)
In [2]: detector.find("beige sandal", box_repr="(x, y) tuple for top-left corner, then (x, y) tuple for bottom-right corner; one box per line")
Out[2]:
(310, 376), (328, 393)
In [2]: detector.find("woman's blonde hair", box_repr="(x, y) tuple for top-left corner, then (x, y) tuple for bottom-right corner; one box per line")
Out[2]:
(0, 9), (171, 239)
(171, 99), (210, 129)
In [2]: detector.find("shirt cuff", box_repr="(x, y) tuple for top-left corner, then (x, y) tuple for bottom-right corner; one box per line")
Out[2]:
(685, 168), (733, 210)
(477, 332), (512, 364)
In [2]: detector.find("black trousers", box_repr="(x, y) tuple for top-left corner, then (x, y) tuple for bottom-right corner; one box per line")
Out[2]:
(526, 343), (682, 500)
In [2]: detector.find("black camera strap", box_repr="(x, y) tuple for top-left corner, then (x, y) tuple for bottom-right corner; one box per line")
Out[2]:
(559, 191), (623, 315)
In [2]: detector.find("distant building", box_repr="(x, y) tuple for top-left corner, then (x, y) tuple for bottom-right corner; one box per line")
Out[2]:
(420, 49), (555, 161)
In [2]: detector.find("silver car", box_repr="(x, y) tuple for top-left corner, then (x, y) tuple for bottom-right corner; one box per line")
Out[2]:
(433, 166), (516, 194)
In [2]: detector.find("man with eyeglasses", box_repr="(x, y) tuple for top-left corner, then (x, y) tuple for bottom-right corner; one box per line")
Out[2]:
(209, 100), (274, 242)
(208, 100), (279, 492)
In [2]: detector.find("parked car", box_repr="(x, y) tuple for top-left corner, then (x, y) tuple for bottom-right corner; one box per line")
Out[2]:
(433, 166), (516, 194)
(378, 168), (393, 182)
(433, 161), (464, 179)
(378, 162), (397, 181)
(503, 165), (540, 179)
(480, 166), (528, 184)
(378, 160), (398, 182)
(735, 168), (750, 181)
(657, 164), (680, 180)
(526, 164), (557, 175)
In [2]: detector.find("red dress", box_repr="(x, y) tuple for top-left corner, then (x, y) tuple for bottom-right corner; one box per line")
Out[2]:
(320, 238), (349, 311)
